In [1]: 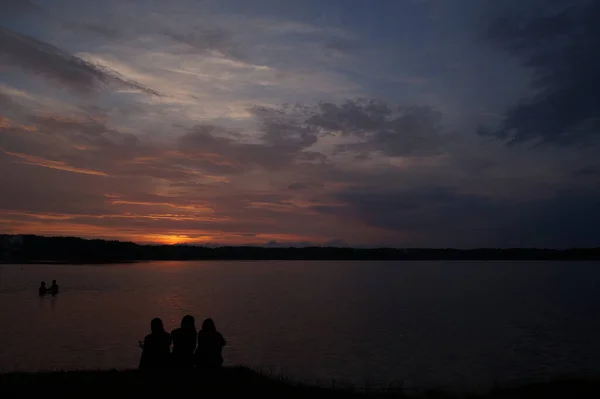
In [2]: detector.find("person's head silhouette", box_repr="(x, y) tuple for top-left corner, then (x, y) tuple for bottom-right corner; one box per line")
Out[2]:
(52, 280), (56, 284)
(181, 315), (196, 332)
(40, 281), (46, 287)
(151, 318), (165, 334)
(202, 318), (216, 332)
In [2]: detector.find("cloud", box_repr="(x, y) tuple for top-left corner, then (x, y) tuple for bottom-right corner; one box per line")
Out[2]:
(162, 27), (243, 59)
(2, 103), (325, 185)
(481, 0), (600, 145)
(0, 111), (148, 180)
(287, 182), (323, 191)
(571, 166), (599, 177)
(250, 99), (445, 157)
(307, 99), (393, 137)
(323, 37), (361, 57)
(178, 121), (323, 173)
(3, 0), (600, 249)
(4, 75), (594, 247)
(314, 185), (600, 248)
(323, 103), (444, 157)
(0, 88), (27, 116)
(0, 0), (40, 15)
(250, 104), (319, 150)
(61, 21), (121, 40)
(0, 27), (159, 95)
(0, 148), (108, 176)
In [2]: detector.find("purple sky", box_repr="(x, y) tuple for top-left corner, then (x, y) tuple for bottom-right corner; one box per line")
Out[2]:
(1, 0), (599, 247)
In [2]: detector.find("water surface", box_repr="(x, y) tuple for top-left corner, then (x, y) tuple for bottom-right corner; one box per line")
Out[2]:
(1, 261), (599, 390)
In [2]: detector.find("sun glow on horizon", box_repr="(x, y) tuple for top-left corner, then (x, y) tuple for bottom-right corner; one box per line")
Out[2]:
(149, 234), (212, 245)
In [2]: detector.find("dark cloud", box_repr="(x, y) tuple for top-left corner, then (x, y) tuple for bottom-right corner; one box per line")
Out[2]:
(307, 99), (393, 137)
(323, 37), (361, 58)
(250, 105), (319, 151)
(287, 181), (324, 191)
(571, 166), (599, 177)
(179, 124), (282, 172)
(314, 185), (600, 248)
(481, 0), (600, 145)
(325, 38), (359, 54)
(330, 104), (444, 157)
(250, 99), (444, 157)
(179, 118), (327, 173)
(296, 151), (327, 163)
(0, 27), (159, 95)
(61, 21), (121, 39)
(288, 182), (310, 190)
(0, 0), (41, 15)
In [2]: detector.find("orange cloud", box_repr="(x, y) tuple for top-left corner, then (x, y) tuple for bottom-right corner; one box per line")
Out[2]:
(1, 148), (108, 176)
(108, 199), (215, 212)
(0, 210), (225, 223)
(0, 116), (37, 132)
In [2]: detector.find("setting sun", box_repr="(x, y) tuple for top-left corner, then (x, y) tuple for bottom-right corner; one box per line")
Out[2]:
(150, 234), (210, 245)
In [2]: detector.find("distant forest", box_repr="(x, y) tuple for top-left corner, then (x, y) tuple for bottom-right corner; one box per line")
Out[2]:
(1, 234), (600, 263)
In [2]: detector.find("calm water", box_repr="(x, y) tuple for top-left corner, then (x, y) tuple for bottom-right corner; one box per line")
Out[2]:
(1, 261), (599, 390)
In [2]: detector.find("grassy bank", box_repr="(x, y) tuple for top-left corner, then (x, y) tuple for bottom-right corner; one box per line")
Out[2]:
(1, 367), (600, 398)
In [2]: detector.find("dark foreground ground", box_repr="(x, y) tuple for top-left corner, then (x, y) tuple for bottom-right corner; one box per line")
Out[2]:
(1, 367), (600, 398)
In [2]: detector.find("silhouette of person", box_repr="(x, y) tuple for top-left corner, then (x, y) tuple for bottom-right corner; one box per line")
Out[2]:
(195, 318), (226, 369)
(139, 318), (172, 369)
(49, 280), (59, 296)
(171, 315), (197, 368)
(38, 281), (47, 296)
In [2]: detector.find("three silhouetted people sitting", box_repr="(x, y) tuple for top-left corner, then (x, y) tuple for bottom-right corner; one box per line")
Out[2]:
(171, 315), (197, 368)
(195, 318), (226, 369)
(139, 316), (226, 370)
(139, 318), (172, 369)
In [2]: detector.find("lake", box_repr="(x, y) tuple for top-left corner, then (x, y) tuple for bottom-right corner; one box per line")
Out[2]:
(1, 261), (599, 391)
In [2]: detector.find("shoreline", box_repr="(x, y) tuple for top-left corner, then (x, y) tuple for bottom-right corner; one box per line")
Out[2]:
(3, 235), (600, 263)
(1, 367), (600, 398)
(0, 260), (142, 265)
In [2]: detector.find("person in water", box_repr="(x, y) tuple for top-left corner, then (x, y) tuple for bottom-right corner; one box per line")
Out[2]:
(49, 280), (59, 296)
(38, 281), (47, 296)
(171, 315), (197, 368)
(195, 318), (226, 369)
(139, 318), (172, 369)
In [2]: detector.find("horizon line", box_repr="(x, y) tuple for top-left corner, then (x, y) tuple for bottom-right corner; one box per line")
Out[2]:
(2, 233), (599, 251)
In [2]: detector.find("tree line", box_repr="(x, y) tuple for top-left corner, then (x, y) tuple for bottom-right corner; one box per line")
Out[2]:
(1, 234), (600, 263)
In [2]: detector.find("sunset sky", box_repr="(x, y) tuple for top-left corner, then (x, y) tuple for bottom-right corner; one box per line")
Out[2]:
(1, 0), (599, 248)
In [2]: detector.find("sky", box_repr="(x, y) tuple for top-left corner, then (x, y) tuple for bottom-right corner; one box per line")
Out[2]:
(1, 0), (599, 248)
